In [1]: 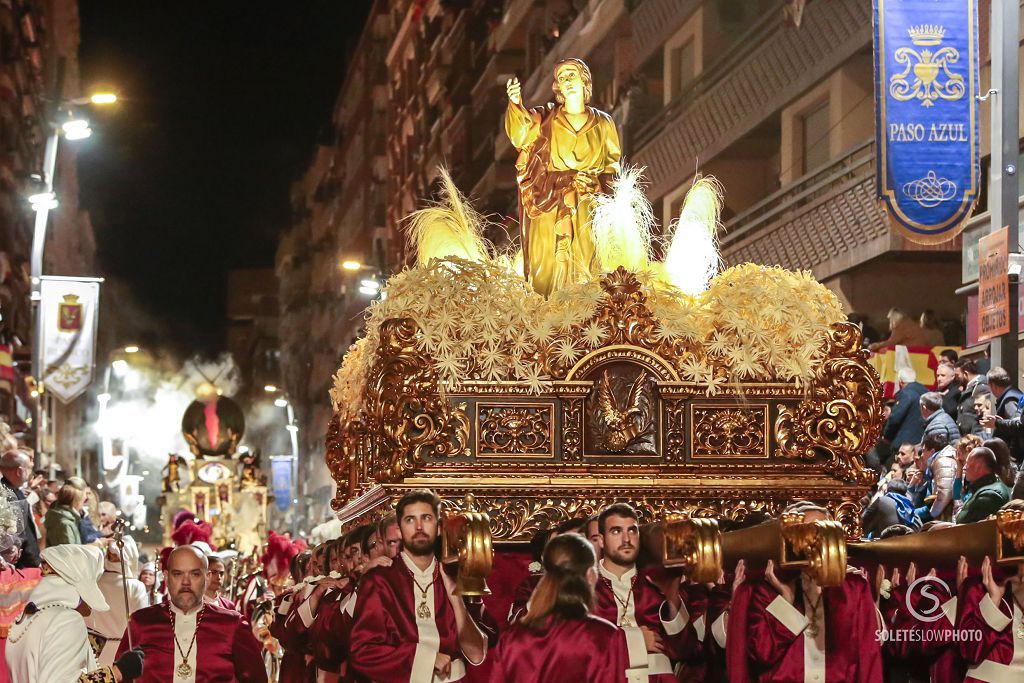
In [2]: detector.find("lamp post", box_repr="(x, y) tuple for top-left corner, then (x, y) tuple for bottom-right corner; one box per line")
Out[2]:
(29, 83), (117, 462)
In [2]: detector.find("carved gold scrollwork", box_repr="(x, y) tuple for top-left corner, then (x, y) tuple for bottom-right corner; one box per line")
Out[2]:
(561, 397), (583, 461)
(478, 405), (552, 456)
(663, 398), (686, 463)
(774, 322), (883, 484)
(692, 407), (767, 458)
(542, 268), (697, 380)
(363, 318), (469, 482)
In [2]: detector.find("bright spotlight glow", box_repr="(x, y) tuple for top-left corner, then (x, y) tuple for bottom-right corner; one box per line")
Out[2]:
(61, 119), (92, 140)
(90, 93), (118, 105)
(263, 384), (278, 393)
(29, 390), (38, 398)
(97, 392), (111, 403)
(111, 359), (129, 377)
(96, 484), (104, 490)
(124, 345), (140, 354)
(28, 192), (58, 211)
(360, 279), (381, 291)
(285, 424), (299, 433)
(341, 260), (362, 271)
(64, 126), (92, 141)
(274, 398), (288, 408)
(359, 285), (378, 296)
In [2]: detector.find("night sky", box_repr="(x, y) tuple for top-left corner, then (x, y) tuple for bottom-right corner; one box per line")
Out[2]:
(77, 2), (373, 355)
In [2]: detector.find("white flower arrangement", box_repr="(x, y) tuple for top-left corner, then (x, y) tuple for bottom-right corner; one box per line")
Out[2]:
(329, 259), (844, 416)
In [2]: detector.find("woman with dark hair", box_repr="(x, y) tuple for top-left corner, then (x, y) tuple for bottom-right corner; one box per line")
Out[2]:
(489, 534), (629, 682)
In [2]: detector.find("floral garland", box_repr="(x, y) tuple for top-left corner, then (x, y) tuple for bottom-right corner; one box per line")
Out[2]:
(330, 259), (845, 419)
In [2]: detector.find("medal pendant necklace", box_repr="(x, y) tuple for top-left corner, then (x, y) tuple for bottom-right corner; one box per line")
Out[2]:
(609, 575), (636, 628)
(804, 582), (823, 638)
(169, 605), (205, 678)
(409, 566), (436, 620)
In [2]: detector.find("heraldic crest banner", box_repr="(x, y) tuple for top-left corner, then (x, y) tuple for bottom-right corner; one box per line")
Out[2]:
(39, 276), (102, 403)
(873, 0), (980, 244)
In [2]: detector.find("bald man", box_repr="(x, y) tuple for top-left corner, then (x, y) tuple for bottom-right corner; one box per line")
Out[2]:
(0, 449), (40, 567)
(118, 545), (267, 682)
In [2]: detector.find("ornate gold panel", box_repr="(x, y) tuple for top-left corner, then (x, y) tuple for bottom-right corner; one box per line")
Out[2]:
(690, 404), (769, 459)
(476, 403), (554, 458)
(329, 266), (883, 539)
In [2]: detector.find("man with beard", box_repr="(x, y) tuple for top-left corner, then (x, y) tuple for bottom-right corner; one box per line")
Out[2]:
(118, 545), (267, 682)
(349, 489), (487, 682)
(592, 503), (696, 682)
(935, 361), (961, 421)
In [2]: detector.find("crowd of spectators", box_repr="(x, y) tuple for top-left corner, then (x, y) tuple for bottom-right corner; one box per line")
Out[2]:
(0, 447), (121, 569)
(860, 335), (1024, 537)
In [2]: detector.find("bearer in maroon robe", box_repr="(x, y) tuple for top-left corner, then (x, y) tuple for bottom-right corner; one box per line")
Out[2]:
(726, 501), (883, 683)
(489, 533), (630, 682)
(278, 542), (333, 683)
(308, 529), (388, 682)
(117, 545), (267, 682)
(349, 489), (487, 682)
(882, 557), (967, 683)
(592, 503), (698, 682)
(204, 555), (237, 612)
(958, 551), (1024, 680)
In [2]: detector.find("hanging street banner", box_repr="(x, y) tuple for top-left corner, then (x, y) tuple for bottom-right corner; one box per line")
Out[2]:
(38, 276), (102, 403)
(873, 0), (979, 244)
(978, 227), (1011, 342)
(271, 455), (295, 512)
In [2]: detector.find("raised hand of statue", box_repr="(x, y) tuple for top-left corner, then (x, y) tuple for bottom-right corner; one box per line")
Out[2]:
(506, 76), (521, 106)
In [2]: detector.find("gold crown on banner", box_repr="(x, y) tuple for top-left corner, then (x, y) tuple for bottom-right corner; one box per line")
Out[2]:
(907, 24), (946, 46)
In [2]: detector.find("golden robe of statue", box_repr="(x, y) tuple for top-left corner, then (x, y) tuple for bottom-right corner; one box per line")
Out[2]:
(505, 59), (621, 297)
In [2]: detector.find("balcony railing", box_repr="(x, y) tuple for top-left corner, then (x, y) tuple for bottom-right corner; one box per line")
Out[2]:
(631, 0), (871, 200)
(719, 140), (893, 279)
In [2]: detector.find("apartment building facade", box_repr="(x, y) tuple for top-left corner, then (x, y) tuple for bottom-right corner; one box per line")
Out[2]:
(280, 0), (1014, 509)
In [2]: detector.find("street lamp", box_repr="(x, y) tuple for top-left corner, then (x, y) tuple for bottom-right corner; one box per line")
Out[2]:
(29, 81), (118, 462)
(60, 118), (92, 140)
(88, 93), (118, 105)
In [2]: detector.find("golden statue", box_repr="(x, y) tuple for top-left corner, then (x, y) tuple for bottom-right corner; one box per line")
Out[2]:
(505, 58), (621, 297)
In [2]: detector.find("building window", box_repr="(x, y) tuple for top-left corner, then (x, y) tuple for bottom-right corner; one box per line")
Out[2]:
(671, 39), (696, 96)
(663, 9), (703, 105)
(801, 99), (830, 175)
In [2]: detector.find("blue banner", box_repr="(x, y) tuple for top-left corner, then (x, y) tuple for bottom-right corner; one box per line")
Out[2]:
(874, 0), (979, 244)
(271, 455), (294, 512)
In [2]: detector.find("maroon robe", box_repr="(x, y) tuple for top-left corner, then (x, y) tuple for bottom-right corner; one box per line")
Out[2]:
(506, 572), (542, 624)
(310, 585), (356, 675)
(117, 602), (267, 682)
(699, 583), (731, 683)
(349, 556), (483, 683)
(957, 576), (1024, 680)
(886, 583), (965, 683)
(269, 588), (315, 683)
(674, 583), (710, 683)
(727, 572), (883, 683)
(592, 566), (698, 683)
(488, 614), (629, 682)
